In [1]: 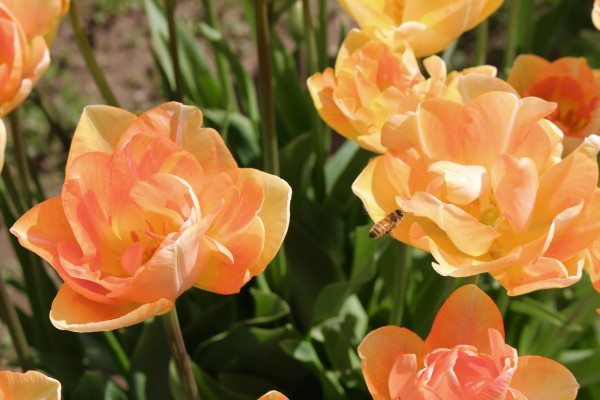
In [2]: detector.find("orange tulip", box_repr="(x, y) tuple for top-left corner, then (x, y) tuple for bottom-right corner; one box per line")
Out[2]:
(11, 102), (291, 332)
(508, 55), (600, 152)
(0, 1), (50, 116)
(0, 370), (61, 399)
(308, 30), (513, 153)
(354, 91), (600, 295)
(359, 285), (579, 400)
(337, 0), (503, 57)
(594, 0), (600, 30)
(258, 391), (288, 400)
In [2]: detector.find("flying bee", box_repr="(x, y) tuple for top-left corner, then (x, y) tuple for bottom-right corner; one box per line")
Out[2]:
(369, 209), (405, 239)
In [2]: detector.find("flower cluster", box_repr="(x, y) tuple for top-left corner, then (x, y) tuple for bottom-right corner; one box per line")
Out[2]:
(310, 0), (600, 297)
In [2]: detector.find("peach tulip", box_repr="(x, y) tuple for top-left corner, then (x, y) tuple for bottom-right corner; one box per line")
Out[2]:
(0, 370), (61, 399)
(359, 285), (579, 400)
(337, 0), (503, 57)
(0, 1), (50, 116)
(0, 0), (70, 44)
(594, 0), (600, 30)
(258, 391), (288, 400)
(308, 30), (513, 153)
(354, 90), (600, 295)
(11, 102), (291, 332)
(508, 55), (600, 152)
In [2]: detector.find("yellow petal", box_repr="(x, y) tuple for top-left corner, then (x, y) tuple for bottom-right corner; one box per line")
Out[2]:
(509, 356), (579, 400)
(66, 105), (137, 175)
(240, 168), (291, 274)
(594, 0), (600, 30)
(0, 370), (61, 400)
(402, 192), (500, 257)
(50, 284), (173, 332)
(358, 326), (424, 400)
(352, 156), (401, 223)
(491, 155), (538, 232)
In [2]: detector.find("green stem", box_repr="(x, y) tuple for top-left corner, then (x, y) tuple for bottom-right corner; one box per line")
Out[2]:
(9, 111), (32, 208)
(0, 273), (31, 370)
(503, 0), (521, 75)
(390, 243), (412, 326)
(162, 309), (200, 400)
(302, 0), (326, 201)
(317, 0), (328, 69)
(102, 332), (131, 374)
(253, 0), (279, 175)
(1, 167), (25, 214)
(442, 39), (458, 69)
(474, 19), (489, 66)
(165, 0), (184, 102)
(69, 0), (120, 107)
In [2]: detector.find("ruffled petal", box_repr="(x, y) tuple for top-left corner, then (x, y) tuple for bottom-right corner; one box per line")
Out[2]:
(50, 284), (173, 332)
(509, 356), (578, 400)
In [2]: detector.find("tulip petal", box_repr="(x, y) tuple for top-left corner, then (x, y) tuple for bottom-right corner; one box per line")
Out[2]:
(594, 0), (600, 30)
(240, 168), (291, 274)
(0, 370), (61, 400)
(491, 155), (538, 232)
(509, 356), (579, 400)
(10, 196), (76, 265)
(66, 106), (137, 175)
(427, 161), (487, 205)
(358, 326), (424, 400)
(535, 135), (600, 223)
(50, 284), (173, 332)
(124, 102), (238, 177)
(402, 192), (500, 257)
(258, 391), (289, 400)
(425, 284), (504, 355)
(457, 74), (518, 103)
(352, 156), (400, 223)
(307, 69), (362, 143)
(507, 55), (551, 94)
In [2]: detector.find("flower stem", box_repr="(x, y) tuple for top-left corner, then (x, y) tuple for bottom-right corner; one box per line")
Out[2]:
(390, 243), (412, 326)
(165, 0), (184, 102)
(9, 111), (32, 208)
(503, 0), (521, 75)
(162, 309), (200, 400)
(69, 0), (120, 107)
(317, 0), (328, 69)
(0, 273), (31, 370)
(253, 0), (279, 176)
(474, 19), (489, 66)
(102, 332), (131, 375)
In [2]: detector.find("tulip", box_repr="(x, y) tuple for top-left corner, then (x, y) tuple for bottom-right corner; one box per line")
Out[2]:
(508, 55), (600, 153)
(337, 0), (504, 57)
(0, 0), (70, 44)
(11, 102), (292, 332)
(594, 0), (600, 30)
(0, 2), (50, 116)
(354, 90), (600, 295)
(258, 391), (288, 400)
(308, 30), (514, 153)
(359, 285), (579, 400)
(0, 370), (61, 400)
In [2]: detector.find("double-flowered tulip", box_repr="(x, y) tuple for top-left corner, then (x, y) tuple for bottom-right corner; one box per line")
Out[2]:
(337, 0), (503, 57)
(0, 370), (61, 400)
(308, 30), (513, 153)
(11, 102), (291, 332)
(508, 55), (600, 152)
(354, 90), (600, 295)
(359, 285), (578, 399)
